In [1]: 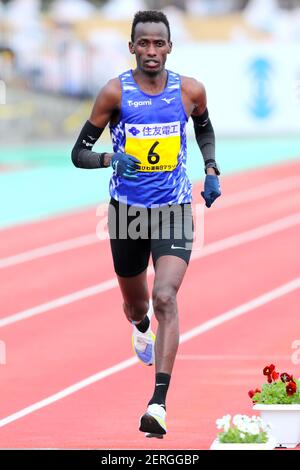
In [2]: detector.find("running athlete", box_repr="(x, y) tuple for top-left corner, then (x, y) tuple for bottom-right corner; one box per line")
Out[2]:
(71, 10), (221, 438)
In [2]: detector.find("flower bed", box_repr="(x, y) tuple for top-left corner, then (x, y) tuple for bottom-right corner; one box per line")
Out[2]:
(249, 364), (300, 405)
(210, 414), (276, 450)
(248, 364), (300, 448)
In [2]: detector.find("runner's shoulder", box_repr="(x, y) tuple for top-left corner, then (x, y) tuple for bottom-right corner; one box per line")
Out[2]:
(181, 75), (207, 114)
(98, 77), (122, 105)
(181, 75), (206, 100)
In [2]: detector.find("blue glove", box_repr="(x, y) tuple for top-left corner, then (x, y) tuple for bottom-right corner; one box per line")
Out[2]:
(110, 153), (141, 180)
(201, 175), (221, 208)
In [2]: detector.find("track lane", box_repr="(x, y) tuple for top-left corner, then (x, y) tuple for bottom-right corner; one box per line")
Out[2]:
(1, 159), (300, 258)
(0, 162), (299, 448)
(1, 180), (300, 317)
(0, 287), (298, 449)
(0, 220), (299, 421)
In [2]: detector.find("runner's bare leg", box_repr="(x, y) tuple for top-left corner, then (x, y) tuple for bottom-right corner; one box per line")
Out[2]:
(117, 269), (150, 323)
(152, 255), (188, 374)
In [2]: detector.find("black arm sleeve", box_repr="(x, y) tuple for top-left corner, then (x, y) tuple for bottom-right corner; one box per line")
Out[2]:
(191, 108), (215, 164)
(71, 120), (107, 169)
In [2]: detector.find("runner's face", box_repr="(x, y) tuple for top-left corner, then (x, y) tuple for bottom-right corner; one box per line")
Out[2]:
(129, 22), (172, 75)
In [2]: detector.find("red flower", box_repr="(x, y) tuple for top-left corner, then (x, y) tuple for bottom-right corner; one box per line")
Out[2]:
(263, 364), (279, 383)
(271, 370), (279, 381)
(280, 373), (292, 383)
(263, 364), (275, 376)
(286, 381), (297, 396)
(248, 388), (261, 399)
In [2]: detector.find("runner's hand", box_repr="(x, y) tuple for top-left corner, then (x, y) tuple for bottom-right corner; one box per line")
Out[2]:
(201, 175), (221, 208)
(110, 153), (140, 180)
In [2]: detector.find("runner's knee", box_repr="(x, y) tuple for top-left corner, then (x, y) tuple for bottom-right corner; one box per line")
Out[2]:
(152, 288), (176, 321)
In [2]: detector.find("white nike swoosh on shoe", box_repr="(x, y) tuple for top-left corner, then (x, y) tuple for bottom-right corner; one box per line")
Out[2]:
(171, 244), (188, 250)
(156, 383), (166, 386)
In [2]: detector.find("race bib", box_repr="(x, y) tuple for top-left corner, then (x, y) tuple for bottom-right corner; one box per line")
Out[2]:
(125, 122), (181, 172)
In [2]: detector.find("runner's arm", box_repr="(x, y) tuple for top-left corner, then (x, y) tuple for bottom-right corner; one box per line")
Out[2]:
(189, 80), (219, 175)
(71, 79), (120, 169)
(183, 77), (221, 207)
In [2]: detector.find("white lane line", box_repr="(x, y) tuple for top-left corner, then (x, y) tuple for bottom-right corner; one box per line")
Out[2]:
(1, 276), (299, 428)
(0, 356), (138, 427)
(1, 211), (300, 328)
(1, 174), (300, 269)
(0, 278), (120, 328)
(214, 173), (300, 211)
(192, 211), (300, 258)
(0, 234), (98, 269)
(179, 277), (300, 344)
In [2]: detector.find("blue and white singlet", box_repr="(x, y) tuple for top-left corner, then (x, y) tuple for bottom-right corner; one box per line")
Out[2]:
(109, 69), (191, 207)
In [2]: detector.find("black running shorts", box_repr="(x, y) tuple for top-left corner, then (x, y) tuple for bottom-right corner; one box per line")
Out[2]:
(108, 197), (194, 277)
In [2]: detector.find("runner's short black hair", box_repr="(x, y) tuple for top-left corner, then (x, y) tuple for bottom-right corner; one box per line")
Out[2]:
(131, 10), (171, 42)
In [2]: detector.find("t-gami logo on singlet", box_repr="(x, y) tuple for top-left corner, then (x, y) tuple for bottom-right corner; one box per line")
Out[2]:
(127, 99), (152, 108)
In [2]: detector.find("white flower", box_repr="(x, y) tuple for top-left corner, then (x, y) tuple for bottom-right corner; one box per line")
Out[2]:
(216, 413), (271, 438)
(246, 423), (260, 435)
(222, 414), (231, 432)
(216, 419), (224, 430)
(250, 415), (271, 431)
(232, 414), (244, 426)
(233, 414), (253, 432)
(216, 414), (231, 431)
(251, 415), (264, 423)
(242, 415), (252, 424)
(236, 422), (249, 433)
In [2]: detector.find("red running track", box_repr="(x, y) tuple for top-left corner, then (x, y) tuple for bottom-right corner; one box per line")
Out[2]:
(0, 160), (300, 449)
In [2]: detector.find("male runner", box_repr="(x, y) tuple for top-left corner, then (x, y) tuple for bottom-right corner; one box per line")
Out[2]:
(71, 10), (221, 438)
